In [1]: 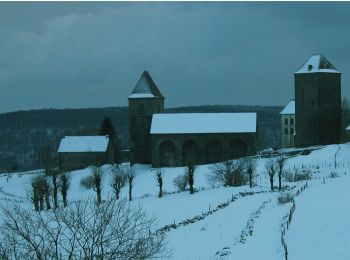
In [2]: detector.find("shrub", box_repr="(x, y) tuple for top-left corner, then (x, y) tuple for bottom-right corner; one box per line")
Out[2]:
(283, 170), (295, 182)
(209, 160), (246, 187)
(284, 168), (312, 182)
(329, 171), (339, 178)
(294, 169), (312, 181)
(173, 173), (188, 191)
(277, 192), (294, 205)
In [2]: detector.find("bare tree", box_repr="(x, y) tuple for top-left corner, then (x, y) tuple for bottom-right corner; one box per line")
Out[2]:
(43, 177), (51, 210)
(0, 199), (168, 259)
(80, 166), (103, 204)
(60, 173), (70, 207)
(277, 155), (287, 191)
(110, 165), (126, 200)
(28, 175), (48, 211)
(51, 170), (59, 209)
(209, 160), (246, 187)
(265, 159), (277, 191)
(155, 169), (163, 198)
(187, 163), (195, 194)
(127, 167), (135, 201)
(245, 158), (257, 188)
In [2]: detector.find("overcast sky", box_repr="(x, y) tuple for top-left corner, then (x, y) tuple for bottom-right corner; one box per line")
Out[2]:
(1, 2), (350, 113)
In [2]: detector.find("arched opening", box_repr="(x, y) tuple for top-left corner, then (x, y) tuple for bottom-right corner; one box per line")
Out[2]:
(229, 140), (248, 159)
(205, 140), (223, 163)
(159, 141), (176, 166)
(182, 140), (198, 166)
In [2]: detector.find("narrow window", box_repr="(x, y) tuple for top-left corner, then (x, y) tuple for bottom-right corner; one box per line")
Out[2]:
(291, 128), (294, 135)
(290, 118), (294, 125)
(284, 118), (288, 125)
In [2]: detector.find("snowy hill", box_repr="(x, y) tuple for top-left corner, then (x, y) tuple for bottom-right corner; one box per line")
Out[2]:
(1, 143), (350, 259)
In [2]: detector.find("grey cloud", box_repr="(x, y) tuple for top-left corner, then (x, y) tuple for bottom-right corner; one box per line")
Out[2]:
(0, 2), (349, 113)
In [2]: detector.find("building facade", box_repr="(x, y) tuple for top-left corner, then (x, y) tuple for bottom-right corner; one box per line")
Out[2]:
(128, 72), (258, 167)
(280, 100), (295, 148)
(58, 136), (115, 171)
(294, 54), (341, 147)
(128, 71), (164, 165)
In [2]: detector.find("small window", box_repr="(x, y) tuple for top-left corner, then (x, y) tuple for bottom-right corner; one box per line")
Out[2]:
(291, 128), (294, 135)
(284, 118), (288, 125)
(290, 118), (294, 125)
(308, 64), (313, 71)
(285, 128), (288, 135)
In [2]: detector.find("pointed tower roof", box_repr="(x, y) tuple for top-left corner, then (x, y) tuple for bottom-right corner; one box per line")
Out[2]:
(280, 99), (295, 115)
(128, 71), (164, 99)
(295, 54), (340, 74)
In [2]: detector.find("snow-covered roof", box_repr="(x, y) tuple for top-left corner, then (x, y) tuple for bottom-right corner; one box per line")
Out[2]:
(150, 113), (257, 134)
(129, 71), (164, 99)
(295, 54), (340, 74)
(346, 125), (350, 131)
(280, 100), (295, 115)
(58, 136), (110, 153)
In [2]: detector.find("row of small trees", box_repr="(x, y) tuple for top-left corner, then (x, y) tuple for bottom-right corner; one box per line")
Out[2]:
(80, 165), (135, 204)
(29, 171), (70, 211)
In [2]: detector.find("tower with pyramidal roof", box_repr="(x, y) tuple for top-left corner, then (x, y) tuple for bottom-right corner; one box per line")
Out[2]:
(294, 54), (341, 147)
(128, 71), (165, 164)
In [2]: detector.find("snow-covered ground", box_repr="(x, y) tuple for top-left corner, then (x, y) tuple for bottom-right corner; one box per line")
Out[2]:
(1, 143), (350, 259)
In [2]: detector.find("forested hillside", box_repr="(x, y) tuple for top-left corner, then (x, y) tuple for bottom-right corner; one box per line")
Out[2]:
(0, 105), (282, 171)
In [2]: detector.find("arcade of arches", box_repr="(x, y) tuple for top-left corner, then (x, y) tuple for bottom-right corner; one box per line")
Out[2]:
(151, 133), (256, 167)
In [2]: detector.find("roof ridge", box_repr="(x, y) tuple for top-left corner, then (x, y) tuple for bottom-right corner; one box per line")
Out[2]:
(129, 71), (164, 99)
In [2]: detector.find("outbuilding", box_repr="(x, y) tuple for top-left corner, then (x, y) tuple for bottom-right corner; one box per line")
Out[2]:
(58, 136), (115, 171)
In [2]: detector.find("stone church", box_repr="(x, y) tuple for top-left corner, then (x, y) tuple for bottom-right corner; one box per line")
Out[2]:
(281, 54), (341, 148)
(128, 71), (257, 167)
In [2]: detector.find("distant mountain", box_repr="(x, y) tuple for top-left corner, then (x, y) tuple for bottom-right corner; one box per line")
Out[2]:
(0, 105), (282, 172)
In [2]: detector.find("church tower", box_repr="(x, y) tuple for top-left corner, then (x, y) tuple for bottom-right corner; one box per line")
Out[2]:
(294, 54), (341, 147)
(128, 71), (164, 164)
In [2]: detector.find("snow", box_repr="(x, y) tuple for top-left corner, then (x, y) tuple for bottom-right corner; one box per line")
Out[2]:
(346, 125), (350, 131)
(2, 143), (350, 259)
(150, 113), (257, 134)
(288, 173), (350, 260)
(280, 100), (295, 115)
(295, 54), (340, 74)
(58, 136), (109, 153)
(128, 93), (155, 98)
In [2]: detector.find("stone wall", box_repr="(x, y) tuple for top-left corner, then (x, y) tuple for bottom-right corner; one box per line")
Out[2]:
(128, 97), (164, 164)
(151, 132), (257, 167)
(295, 72), (341, 147)
(59, 142), (115, 171)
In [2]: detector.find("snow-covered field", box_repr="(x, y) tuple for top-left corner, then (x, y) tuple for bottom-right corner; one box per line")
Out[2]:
(1, 143), (350, 259)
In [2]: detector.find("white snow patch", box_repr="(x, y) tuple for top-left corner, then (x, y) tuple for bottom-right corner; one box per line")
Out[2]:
(151, 113), (257, 134)
(58, 136), (109, 153)
(128, 93), (155, 98)
(280, 100), (295, 115)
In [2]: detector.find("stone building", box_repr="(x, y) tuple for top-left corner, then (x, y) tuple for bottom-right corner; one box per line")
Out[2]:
(150, 113), (257, 167)
(128, 71), (257, 167)
(128, 71), (164, 164)
(58, 136), (115, 171)
(280, 100), (295, 148)
(294, 54), (341, 147)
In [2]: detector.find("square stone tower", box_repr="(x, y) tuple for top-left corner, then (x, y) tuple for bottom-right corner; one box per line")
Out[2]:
(294, 54), (341, 147)
(128, 71), (164, 164)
